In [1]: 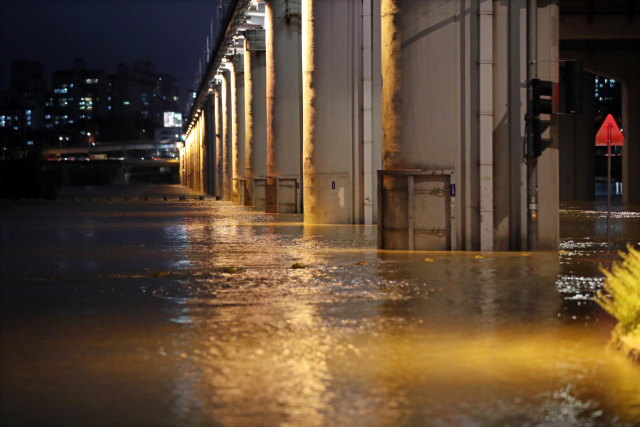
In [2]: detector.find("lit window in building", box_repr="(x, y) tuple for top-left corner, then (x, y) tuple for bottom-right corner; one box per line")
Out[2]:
(69, 120), (74, 124)
(85, 78), (98, 84)
(85, 97), (92, 102)
(174, 96), (178, 101)
(87, 107), (93, 111)
(27, 141), (33, 146)
(45, 115), (51, 119)
(26, 110), (31, 115)
(108, 106), (111, 110)
(124, 101), (130, 105)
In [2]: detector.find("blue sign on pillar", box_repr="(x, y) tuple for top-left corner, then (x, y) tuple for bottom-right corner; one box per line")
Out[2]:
(332, 181), (336, 190)
(450, 184), (456, 197)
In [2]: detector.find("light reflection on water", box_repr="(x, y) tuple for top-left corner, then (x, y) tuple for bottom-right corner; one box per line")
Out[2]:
(1, 201), (640, 426)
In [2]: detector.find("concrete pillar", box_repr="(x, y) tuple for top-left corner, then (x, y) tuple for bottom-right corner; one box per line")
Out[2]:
(233, 55), (246, 203)
(302, 0), (361, 224)
(537, 0), (560, 250)
(266, 0), (303, 214)
(493, 0), (510, 250)
(215, 88), (224, 199)
(509, 0), (527, 250)
(623, 49), (640, 205)
(205, 96), (216, 197)
(371, 0), (382, 224)
(380, 0), (469, 250)
(244, 38), (268, 207)
(560, 72), (595, 201)
(222, 68), (233, 200)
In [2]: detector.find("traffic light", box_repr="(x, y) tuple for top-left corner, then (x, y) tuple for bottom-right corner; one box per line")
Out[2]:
(527, 61), (583, 157)
(530, 78), (553, 157)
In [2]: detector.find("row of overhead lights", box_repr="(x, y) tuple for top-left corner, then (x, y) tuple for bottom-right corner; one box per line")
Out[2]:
(187, 0), (263, 137)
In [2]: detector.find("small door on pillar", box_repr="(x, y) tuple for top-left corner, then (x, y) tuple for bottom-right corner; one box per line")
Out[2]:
(413, 176), (450, 251)
(379, 174), (451, 251)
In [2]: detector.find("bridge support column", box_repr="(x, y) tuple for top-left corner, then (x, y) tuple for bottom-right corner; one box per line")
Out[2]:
(204, 96), (216, 197)
(222, 68), (233, 200)
(215, 87), (224, 199)
(559, 72), (595, 201)
(536, 1), (560, 250)
(380, 0), (471, 250)
(244, 35), (268, 208)
(232, 55), (246, 203)
(266, 0), (303, 214)
(623, 52), (640, 205)
(302, 0), (363, 224)
(378, 0), (560, 251)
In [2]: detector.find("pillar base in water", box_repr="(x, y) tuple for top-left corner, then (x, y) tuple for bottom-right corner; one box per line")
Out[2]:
(377, 170), (457, 251)
(265, 177), (299, 214)
(303, 173), (350, 224)
(244, 179), (266, 208)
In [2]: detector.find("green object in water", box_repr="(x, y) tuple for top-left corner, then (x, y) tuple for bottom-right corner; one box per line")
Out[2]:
(291, 263), (306, 269)
(225, 267), (239, 273)
(595, 244), (640, 337)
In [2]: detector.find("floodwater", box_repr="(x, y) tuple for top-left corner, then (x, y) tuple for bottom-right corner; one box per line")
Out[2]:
(1, 199), (640, 426)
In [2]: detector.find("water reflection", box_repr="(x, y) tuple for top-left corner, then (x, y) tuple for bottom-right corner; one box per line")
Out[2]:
(1, 201), (639, 426)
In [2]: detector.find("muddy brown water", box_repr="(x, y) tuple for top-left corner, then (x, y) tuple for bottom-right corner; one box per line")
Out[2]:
(1, 199), (639, 426)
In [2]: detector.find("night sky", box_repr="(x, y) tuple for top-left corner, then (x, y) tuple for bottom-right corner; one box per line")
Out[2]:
(1, 0), (220, 111)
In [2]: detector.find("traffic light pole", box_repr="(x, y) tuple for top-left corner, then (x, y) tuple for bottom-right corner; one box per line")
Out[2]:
(526, 0), (538, 251)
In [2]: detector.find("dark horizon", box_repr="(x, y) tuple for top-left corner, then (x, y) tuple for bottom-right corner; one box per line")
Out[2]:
(1, 0), (220, 111)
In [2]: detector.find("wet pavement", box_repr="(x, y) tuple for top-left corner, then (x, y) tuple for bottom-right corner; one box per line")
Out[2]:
(1, 198), (640, 426)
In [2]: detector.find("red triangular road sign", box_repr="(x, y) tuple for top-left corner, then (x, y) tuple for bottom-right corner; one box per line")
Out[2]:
(596, 114), (624, 146)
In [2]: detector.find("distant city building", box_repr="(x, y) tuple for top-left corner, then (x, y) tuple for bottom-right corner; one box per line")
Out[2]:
(51, 59), (108, 127)
(10, 60), (46, 101)
(0, 60), (47, 141)
(109, 61), (180, 126)
(1, 58), (180, 146)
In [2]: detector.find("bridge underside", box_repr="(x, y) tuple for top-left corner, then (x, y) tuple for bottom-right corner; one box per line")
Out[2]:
(181, 0), (640, 251)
